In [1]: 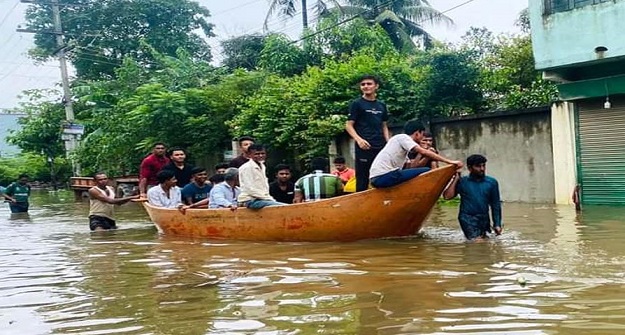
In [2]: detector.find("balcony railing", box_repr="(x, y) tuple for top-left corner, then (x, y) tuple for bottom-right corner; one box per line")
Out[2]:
(545, 0), (613, 14)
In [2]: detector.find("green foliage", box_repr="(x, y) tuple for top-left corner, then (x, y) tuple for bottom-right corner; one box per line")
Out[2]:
(231, 50), (429, 161)
(329, 0), (453, 51)
(314, 16), (397, 58)
(0, 153), (71, 185)
(258, 34), (311, 76)
(413, 50), (484, 118)
(74, 62), (267, 176)
(25, 0), (215, 79)
(263, 0), (342, 29)
(459, 23), (557, 110)
(6, 90), (66, 160)
(221, 34), (267, 71)
(10, 6), (553, 179)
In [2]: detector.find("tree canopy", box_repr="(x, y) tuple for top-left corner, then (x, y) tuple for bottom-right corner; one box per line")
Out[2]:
(25, 0), (215, 79)
(5, 7), (556, 181)
(326, 0), (453, 51)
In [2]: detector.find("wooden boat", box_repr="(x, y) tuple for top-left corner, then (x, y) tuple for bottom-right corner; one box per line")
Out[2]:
(141, 164), (457, 242)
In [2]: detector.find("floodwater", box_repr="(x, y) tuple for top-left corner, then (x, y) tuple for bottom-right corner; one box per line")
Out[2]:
(1, 191), (625, 335)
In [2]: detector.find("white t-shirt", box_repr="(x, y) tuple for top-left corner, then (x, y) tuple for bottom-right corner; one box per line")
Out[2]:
(369, 134), (419, 178)
(147, 184), (182, 208)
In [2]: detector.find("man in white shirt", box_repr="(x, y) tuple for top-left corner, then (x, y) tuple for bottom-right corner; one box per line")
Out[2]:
(237, 144), (286, 209)
(369, 120), (463, 188)
(147, 169), (184, 209)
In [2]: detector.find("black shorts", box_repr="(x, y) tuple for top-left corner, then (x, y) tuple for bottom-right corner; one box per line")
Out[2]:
(89, 215), (117, 231)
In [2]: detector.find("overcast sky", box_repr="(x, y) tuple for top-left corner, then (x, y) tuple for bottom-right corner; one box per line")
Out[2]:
(0, 0), (528, 109)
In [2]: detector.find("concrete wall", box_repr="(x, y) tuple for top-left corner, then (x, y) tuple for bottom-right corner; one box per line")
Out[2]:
(431, 107), (555, 203)
(529, 0), (625, 70)
(331, 133), (356, 169)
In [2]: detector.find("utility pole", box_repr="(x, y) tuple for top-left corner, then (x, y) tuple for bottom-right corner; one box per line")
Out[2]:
(19, 0), (83, 176)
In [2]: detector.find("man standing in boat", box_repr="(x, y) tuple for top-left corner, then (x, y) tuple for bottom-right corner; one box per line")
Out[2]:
(345, 75), (390, 192)
(162, 147), (194, 188)
(238, 144), (286, 209)
(369, 120), (463, 188)
(139, 142), (170, 198)
(443, 154), (502, 241)
(88, 172), (140, 231)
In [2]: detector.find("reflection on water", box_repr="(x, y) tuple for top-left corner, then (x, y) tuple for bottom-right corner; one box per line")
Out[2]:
(1, 191), (625, 334)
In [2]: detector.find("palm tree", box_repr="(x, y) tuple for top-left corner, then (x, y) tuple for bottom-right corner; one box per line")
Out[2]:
(264, 0), (342, 30)
(329, 0), (453, 51)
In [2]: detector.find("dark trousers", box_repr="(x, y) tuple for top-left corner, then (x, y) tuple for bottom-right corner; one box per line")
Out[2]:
(355, 147), (382, 192)
(9, 202), (29, 213)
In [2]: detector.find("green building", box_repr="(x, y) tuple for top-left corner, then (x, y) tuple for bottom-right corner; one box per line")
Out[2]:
(529, 0), (625, 205)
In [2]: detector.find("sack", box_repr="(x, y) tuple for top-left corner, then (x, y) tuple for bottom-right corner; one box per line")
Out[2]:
(343, 177), (356, 193)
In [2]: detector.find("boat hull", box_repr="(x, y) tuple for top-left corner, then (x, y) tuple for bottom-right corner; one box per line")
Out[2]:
(142, 165), (456, 242)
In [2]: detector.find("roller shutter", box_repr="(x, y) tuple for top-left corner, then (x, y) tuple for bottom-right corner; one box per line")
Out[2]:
(577, 99), (625, 205)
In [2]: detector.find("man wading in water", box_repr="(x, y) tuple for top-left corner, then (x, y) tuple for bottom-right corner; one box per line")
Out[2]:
(88, 172), (139, 231)
(443, 154), (502, 241)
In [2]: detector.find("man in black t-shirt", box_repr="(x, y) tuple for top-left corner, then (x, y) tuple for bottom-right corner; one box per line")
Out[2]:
(162, 147), (194, 188)
(269, 164), (295, 204)
(345, 75), (390, 192)
(229, 136), (255, 168)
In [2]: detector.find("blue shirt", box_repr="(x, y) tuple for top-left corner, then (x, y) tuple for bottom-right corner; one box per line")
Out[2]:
(181, 182), (212, 205)
(456, 175), (502, 227)
(209, 182), (241, 208)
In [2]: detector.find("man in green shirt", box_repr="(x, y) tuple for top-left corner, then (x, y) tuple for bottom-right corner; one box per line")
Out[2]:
(293, 157), (343, 203)
(4, 174), (31, 213)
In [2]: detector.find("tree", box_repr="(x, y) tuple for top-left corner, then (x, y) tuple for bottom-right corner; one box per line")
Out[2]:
(221, 34), (267, 71)
(7, 90), (66, 161)
(258, 34), (311, 76)
(327, 0), (453, 51)
(6, 90), (72, 185)
(25, 0), (215, 79)
(413, 50), (484, 118)
(73, 54), (266, 176)
(313, 16), (396, 58)
(264, 0), (341, 30)
(231, 49), (429, 163)
(458, 10), (557, 110)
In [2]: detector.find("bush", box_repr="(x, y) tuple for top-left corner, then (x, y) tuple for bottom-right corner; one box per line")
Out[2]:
(0, 153), (71, 186)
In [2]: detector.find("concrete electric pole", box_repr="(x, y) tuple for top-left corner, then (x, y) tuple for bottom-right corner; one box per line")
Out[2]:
(18, 0), (83, 176)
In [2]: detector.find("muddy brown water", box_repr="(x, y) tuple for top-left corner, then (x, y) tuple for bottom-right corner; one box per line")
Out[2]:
(1, 190), (624, 335)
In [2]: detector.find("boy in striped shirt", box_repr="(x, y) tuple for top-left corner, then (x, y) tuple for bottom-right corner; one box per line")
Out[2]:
(294, 157), (343, 203)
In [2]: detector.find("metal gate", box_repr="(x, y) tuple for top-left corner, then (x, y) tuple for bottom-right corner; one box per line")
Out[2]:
(577, 99), (625, 205)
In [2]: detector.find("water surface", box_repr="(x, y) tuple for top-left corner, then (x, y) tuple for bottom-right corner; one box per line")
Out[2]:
(1, 191), (624, 334)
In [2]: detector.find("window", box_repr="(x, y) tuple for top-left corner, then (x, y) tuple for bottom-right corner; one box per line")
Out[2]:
(545, 0), (613, 14)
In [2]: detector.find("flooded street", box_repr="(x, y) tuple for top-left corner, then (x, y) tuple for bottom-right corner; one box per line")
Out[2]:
(1, 191), (625, 335)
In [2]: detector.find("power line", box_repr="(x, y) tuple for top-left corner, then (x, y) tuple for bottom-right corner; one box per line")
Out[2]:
(0, 0), (20, 29)
(210, 0), (263, 17)
(289, 0), (478, 45)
